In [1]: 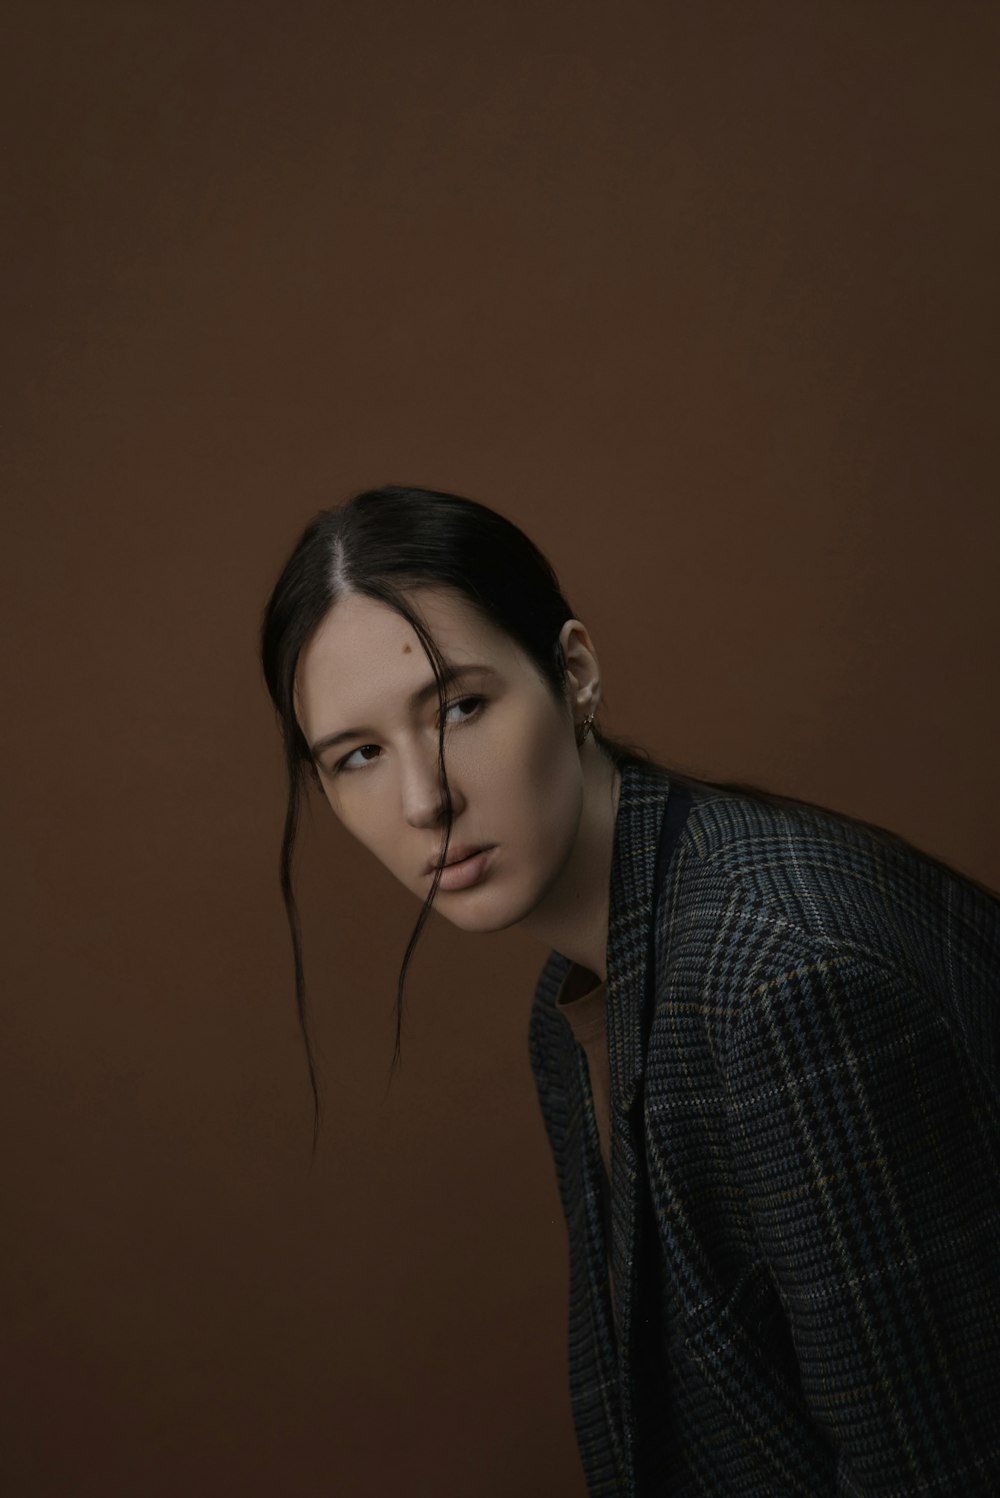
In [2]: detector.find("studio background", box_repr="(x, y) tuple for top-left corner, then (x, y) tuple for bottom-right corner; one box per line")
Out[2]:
(3, 2), (998, 1494)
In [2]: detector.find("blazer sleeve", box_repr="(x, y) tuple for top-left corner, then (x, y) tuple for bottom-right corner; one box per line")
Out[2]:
(721, 942), (1000, 1496)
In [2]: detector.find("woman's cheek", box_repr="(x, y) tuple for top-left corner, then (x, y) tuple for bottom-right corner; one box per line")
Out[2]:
(525, 727), (583, 849)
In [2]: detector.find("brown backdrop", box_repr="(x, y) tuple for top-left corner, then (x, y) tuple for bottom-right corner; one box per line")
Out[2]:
(4, 2), (998, 1494)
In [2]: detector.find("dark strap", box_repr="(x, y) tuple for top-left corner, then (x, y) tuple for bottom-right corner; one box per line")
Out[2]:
(603, 779), (694, 1322)
(653, 780), (693, 906)
(644, 779), (693, 1018)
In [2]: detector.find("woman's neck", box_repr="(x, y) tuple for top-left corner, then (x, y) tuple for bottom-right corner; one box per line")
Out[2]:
(517, 749), (622, 981)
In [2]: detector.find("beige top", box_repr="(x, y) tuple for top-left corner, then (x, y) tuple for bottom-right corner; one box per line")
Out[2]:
(553, 961), (616, 1328)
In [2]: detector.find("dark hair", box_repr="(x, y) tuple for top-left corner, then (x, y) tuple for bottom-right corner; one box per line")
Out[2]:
(259, 484), (999, 1156)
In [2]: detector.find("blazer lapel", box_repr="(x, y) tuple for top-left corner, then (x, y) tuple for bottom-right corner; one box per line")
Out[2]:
(530, 762), (676, 1495)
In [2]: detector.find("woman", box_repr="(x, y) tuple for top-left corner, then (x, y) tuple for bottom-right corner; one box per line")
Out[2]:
(259, 484), (1000, 1497)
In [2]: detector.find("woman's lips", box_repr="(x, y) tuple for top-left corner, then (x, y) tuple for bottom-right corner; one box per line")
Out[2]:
(430, 845), (496, 892)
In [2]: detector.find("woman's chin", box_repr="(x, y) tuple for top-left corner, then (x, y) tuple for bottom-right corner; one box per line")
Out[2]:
(435, 901), (521, 934)
(429, 884), (535, 934)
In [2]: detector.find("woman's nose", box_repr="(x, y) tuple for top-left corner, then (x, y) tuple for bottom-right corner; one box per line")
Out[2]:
(399, 746), (464, 828)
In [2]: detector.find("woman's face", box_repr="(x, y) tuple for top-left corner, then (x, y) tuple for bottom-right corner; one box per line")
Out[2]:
(293, 586), (589, 933)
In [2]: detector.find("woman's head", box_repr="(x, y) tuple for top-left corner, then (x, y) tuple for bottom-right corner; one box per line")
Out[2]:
(259, 484), (648, 1150)
(294, 582), (603, 935)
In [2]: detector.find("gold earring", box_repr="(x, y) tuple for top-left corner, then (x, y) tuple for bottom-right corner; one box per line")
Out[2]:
(577, 710), (596, 746)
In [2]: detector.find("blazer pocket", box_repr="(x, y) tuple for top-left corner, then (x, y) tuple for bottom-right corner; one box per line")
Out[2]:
(679, 1260), (837, 1497)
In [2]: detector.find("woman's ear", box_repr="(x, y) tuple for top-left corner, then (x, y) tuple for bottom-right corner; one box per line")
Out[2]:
(558, 618), (603, 717)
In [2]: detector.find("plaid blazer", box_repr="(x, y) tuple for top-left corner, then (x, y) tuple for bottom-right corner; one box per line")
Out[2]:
(528, 761), (1000, 1496)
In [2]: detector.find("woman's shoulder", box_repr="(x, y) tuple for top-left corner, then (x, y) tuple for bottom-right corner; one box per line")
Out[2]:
(663, 771), (1000, 1010)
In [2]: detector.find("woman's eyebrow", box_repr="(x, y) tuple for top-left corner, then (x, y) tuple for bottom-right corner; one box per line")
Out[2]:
(309, 663), (499, 758)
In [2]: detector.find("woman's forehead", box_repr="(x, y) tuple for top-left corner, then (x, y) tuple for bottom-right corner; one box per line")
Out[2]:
(307, 586), (506, 661)
(294, 586), (519, 726)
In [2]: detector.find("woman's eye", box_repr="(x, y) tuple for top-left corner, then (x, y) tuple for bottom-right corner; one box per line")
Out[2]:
(335, 743), (381, 774)
(441, 694), (485, 726)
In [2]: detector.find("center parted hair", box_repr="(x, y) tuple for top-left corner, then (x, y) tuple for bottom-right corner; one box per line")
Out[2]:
(259, 483), (1000, 1158)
